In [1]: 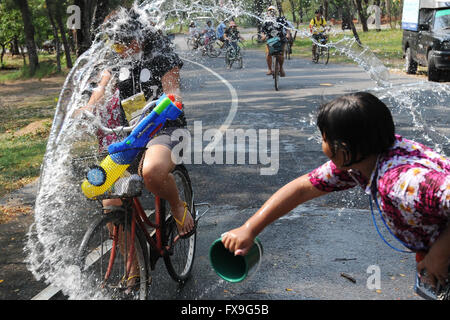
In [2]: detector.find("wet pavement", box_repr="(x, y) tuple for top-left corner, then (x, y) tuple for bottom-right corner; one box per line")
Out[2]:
(1, 34), (448, 301)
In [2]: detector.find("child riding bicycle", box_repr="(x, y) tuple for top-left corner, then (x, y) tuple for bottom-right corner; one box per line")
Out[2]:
(221, 92), (450, 299)
(76, 8), (195, 291)
(224, 21), (244, 50)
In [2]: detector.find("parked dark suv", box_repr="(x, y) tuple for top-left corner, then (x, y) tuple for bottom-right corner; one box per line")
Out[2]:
(403, 6), (450, 81)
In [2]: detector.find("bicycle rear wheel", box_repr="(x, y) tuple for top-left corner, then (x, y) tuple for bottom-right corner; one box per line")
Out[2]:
(206, 43), (220, 58)
(163, 165), (197, 283)
(285, 43), (291, 60)
(77, 210), (149, 300)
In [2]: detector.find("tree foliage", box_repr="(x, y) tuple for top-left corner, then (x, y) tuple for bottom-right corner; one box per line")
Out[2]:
(0, 0), (404, 73)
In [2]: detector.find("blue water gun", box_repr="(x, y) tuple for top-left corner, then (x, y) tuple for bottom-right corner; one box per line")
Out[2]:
(81, 94), (183, 199)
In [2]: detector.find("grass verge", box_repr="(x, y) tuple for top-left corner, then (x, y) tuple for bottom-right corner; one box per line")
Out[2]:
(0, 52), (74, 82)
(0, 94), (57, 199)
(245, 28), (406, 70)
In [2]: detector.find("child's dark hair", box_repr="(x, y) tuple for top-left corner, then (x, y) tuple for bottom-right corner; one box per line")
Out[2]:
(317, 92), (395, 166)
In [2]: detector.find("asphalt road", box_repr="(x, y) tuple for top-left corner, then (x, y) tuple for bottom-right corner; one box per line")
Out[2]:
(1, 36), (449, 301)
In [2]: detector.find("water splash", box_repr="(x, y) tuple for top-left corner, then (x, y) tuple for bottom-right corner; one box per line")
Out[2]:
(24, 0), (449, 300)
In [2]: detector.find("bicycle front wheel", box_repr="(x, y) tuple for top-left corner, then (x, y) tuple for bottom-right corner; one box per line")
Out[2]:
(163, 165), (197, 283)
(77, 210), (149, 300)
(252, 34), (262, 45)
(206, 44), (220, 58)
(319, 46), (330, 65)
(273, 55), (279, 91)
(225, 50), (232, 69)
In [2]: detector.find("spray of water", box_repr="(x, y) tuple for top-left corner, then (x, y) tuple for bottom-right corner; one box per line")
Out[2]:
(24, 0), (449, 299)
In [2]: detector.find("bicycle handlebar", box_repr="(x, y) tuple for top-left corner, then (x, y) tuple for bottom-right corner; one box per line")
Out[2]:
(81, 99), (158, 134)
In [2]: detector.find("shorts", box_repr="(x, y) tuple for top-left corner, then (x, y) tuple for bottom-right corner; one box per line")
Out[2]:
(128, 126), (189, 176)
(147, 126), (188, 150)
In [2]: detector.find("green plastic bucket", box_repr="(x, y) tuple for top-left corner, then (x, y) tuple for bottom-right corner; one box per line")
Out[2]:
(209, 237), (263, 283)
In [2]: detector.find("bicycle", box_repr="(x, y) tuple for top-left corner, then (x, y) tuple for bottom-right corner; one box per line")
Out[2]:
(251, 32), (265, 45)
(74, 104), (209, 300)
(285, 38), (293, 60)
(224, 39), (243, 69)
(312, 32), (329, 65)
(203, 36), (221, 58)
(186, 35), (202, 52)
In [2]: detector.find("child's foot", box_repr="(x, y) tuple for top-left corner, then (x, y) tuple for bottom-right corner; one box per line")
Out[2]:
(266, 70), (273, 75)
(172, 201), (195, 238)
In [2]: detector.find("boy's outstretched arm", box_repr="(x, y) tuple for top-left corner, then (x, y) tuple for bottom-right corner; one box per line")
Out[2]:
(222, 174), (328, 255)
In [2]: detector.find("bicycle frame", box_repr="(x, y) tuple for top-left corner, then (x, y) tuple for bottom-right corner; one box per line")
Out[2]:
(104, 195), (168, 283)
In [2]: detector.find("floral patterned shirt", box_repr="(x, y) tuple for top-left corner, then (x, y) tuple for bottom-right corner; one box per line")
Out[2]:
(96, 88), (125, 153)
(309, 135), (450, 251)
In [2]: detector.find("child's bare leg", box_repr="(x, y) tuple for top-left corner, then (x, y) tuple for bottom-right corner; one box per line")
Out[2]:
(141, 144), (194, 236)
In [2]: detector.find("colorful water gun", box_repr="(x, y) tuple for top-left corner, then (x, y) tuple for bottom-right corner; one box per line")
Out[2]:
(81, 94), (183, 199)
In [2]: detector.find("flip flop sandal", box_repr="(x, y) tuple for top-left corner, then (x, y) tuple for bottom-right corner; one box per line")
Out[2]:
(173, 201), (197, 239)
(119, 275), (141, 295)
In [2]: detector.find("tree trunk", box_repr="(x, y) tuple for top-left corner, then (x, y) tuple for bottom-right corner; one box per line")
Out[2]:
(343, 2), (362, 45)
(11, 36), (20, 56)
(0, 43), (6, 67)
(74, 0), (96, 56)
(298, 5), (304, 24)
(19, 45), (27, 66)
(385, 0), (393, 28)
(14, 0), (39, 75)
(288, 0), (296, 24)
(275, 0), (283, 16)
(55, 3), (73, 68)
(92, 0), (111, 33)
(45, 0), (61, 73)
(354, 0), (369, 32)
(323, 0), (329, 20)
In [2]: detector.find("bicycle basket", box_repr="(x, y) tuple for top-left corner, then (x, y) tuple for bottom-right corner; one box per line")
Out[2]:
(72, 150), (144, 200)
(267, 37), (282, 55)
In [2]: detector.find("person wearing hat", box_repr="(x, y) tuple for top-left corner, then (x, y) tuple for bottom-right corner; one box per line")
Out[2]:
(260, 5), (291, 76)
(224, 21), (244, 48)
(189, 21), (201, 49)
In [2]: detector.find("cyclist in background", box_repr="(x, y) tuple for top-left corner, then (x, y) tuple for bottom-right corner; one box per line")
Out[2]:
(202, 20), (216, 46)
(285, 19), (295, 55)
(216, 20), (228, 48)
(189, 21), (200, 49)
(309, 9), (329, 61)
(224, 21), (245, 69)
(224, 21), (244, 49)
(261, 5), (291, 77)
